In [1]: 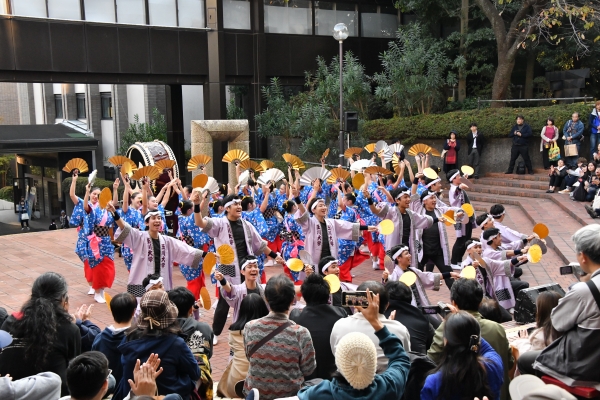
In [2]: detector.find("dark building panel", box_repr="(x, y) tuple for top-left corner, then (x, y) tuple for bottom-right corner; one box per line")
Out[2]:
(265, 35), (290, 76)
(49, 22), (87, 72)
(150, 28), (180, 74)
(236, 34), (254, 76)
(118, 26), (151, 74)
(289, 35), (335, 76)
(0, 17), (15, 71)
(179, 30), (208, 75)
(12, 19), (52, 71)
(224, 33), (237, 76)
(85, 24), (120, 73)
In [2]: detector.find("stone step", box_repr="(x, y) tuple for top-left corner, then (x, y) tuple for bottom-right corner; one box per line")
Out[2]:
(475, 177), (549, 191)
(470, 183), (551, 199)
(485, 172), (548, 182)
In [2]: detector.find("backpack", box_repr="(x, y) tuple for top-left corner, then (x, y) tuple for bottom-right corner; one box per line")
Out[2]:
(516, 161), (526, 175)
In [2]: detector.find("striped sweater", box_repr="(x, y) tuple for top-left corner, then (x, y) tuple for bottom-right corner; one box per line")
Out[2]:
(243, 312), (316, 400)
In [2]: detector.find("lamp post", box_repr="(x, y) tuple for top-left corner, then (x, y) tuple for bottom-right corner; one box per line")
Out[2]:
(333, 23), (348, 163)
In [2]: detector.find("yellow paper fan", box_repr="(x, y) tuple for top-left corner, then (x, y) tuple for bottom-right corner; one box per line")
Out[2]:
(260, 160), (275, 170)
(121, 162), (134, 176)
(392, 154), (404, 174)
(423, 167), (439, 180)
(364, 143), (377, 153)
(527, 244), (543, 263)
(62, 158), (89, 174)
(187, 154), (212, 171)
(287, 258), (305, 272)
(352, 174), (365, 190)
(399, 271), (417, 286)
(154, 159), (176, 171)
(324, 274), (341, 293)
(239, 159), (263, 173)
(104, 292), (112, 312)
(461, 265), (477, 279)
(378, 219), (395, 235)
(217, 244), (235, 265)
(364, 166), (393, 176)
(321, 148), (330, 161)
(107, 155), (135, 169)
(408, 144), (435, 157)
(131, 166), (161, 181)
(344, 147), (364, 159)
(443, 210), (456, 226)
(222, 149), (249, 164)
(282, 154), (305, 170)
(461, 165), (475, 176)
(200, 287), (211, 310)
(192, 174), (209, 189)
(203, 252), (217, 277)
(98, 188), (112, 209)
(327, 167), (350, 184)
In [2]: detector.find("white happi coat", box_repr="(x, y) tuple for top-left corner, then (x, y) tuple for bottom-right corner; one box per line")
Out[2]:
(373, 204), (432, 269)
(480, 257), (517, 309)
(388, 265), (441, 307)
(295, 210), (360, 266)
(410, 194), (455, 266)
(448, 184), (476, 238)
(201, 217), (268, 285)
(494, 221), (527, 245)
(115, 222), (203, 297)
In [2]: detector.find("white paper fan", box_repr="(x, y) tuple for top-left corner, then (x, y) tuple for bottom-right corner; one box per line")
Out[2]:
(238, 170), (250, 187)
(257, 168), (285, 186)
(299, 167), (332, 187)
(88, 169), (97, 186)
(375, 140), (394, 164)
(389, 143), (404, 155)
(350, 159), (376, 172)
(198, 176), (220, 195)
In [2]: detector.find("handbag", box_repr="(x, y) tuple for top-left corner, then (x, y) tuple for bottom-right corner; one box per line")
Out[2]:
(20, 212), (29, 221)
(565, 143), (578, 157)
(548, 143), (561, 162)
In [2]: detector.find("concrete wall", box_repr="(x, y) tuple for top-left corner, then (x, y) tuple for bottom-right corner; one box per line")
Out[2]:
(0, 83), (20, 125)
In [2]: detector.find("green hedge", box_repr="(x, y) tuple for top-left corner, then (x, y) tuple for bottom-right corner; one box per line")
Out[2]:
(61, 177), (125, 199)
(362, 102), (595, 143)
(0, 186), (13, 202)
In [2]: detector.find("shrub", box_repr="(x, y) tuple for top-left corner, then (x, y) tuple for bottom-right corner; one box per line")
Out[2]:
(362, 102), (594, 144)
(0, 186), (13, 202)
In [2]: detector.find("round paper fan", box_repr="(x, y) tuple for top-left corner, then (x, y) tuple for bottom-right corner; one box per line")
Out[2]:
(192, 174), (209, 189)
(324, 274), (341, 293)
(461, 203), (474, 217)
(98, 188), (112, 209)
(461, 265), (476, 279)
(527, 244), (543, 263)
(203, 252), (217, 276)
(104, 292), (112, 312)
(461, 165), (475, 176)
(399, 271), (417, 286)
(533, 223), (549, 239)
(287, 258), (305, 273)
(378, 219), (395, 235)
(200, 287), (211, 310)
(423, 167), (438, 180)
(217, 244), (235, 265)
(443, 210), (456, 226)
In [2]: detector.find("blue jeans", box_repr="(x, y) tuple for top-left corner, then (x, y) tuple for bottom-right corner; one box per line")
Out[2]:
(590, 133), (598, 161)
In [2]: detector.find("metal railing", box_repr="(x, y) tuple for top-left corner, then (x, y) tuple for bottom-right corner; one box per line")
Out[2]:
(477, 96), (594, 109)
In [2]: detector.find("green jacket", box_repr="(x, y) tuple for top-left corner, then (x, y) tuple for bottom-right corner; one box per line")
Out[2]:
(427, 310), (514, 400)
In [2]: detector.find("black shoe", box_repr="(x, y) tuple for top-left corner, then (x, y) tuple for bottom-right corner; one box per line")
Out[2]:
(546, 189), (554, 193)
(585, 205), (598, 219)
(474, 175), (480, 179)
(504, 171), (512, 174)
(528, 172), (534, 175)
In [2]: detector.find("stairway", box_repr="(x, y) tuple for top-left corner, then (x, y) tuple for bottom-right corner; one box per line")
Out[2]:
(465, 171), (596, 267)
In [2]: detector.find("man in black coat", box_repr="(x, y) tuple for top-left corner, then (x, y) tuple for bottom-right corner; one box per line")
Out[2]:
(506, 115), (534, 174)
(384, 280), (435, 355)
(290, 273), (347, 380)
(466, 122), (485, 179)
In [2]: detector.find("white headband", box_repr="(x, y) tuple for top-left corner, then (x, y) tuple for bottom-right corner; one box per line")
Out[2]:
(224, 199), (241, 209)
(395, 190), (411, 200)
(392, 246), (409, 260)
(144, 210), (162, 221)
(491, 210), (505, 218)
(481, 214), (493, 226)
(486, 233), (499, 242)
(145, 276), (163, 290)
(311, 198), (325, 211)
(449, 171), (460, 182)
(241, 259), (258, 270)
(467, 241), (481, 250)
(425, 178), (441, 188)
(421, 192), (436, 202)
(322, 259), (338, 273)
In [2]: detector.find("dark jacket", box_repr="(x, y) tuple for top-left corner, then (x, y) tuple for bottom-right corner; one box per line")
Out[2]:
(114, 332), (200, 400)
(76, 319), (101, 352)
(0, 314), (81, 396)
(177, 317), (214, 360)
(466, 131), (485, 155)
(92, 327), (128, 385)
(290, 304), (348, 381)
(590, 109), (600, 135)
(509, 123), (533, 146)
(384, 299), (434, 355)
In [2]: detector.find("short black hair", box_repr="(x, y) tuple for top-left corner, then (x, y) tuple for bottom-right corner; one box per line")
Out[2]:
(265, 274), (296, 313)
(478, 298), (504, 323)
(516, 114), (525, 120)
(482, 228), (500, 242)
(546, 117), (555, 125)
(470, 122), (477, 128)
(142, 273), (161, 289)
(489, 204), (505, 219)
(318, 256), (337, 276)
(66, 351), (109, 400)
(464, 239), (480, 250)
(385, 281), (412, 304)
(110, 293), (137, 324)
(301, 274), (330, 306)
(476, 213), (490, 227)
(222, 195), (240, 209)
(184, 184), (193, 193)
(307, 197), (322, 214)
(168, 287), (196, 318)
(450, 278), (483, 311)
(357, 281), (389, 314)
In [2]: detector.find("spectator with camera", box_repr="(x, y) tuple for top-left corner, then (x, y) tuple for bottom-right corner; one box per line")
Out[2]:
(428, 278), (514, 400)
(563, 112), (585, 167)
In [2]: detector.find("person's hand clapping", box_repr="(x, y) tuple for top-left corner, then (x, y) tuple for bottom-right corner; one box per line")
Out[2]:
(75, 304), (93, 321)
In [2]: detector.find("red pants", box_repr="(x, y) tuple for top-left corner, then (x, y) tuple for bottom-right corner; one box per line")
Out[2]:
(339, 250), (370, 282)
(363, 231), (385, 270)
(267, 235), (283, 253)
(84, 258), (115, 289)
(186, 273), (206, 300)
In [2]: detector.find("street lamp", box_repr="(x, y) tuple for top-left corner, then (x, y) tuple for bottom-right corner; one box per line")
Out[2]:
(333, 23), (348, 163)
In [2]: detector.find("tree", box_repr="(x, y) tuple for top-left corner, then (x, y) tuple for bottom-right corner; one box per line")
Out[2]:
(0, 154), (14, 187)
(373, 23), (456, 116)
(118, 108), (167, 155)
(226, 86), (247, 120)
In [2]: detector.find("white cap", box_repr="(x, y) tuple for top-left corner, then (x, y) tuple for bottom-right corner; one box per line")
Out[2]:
(335, 332), (377, 390)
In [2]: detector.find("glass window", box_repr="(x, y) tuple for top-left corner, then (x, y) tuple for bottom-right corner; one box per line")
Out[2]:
(11, 0), (47, 18)
(101, 93), (113, 119)
(178, 0), (205, 28)
(48, 0), (81, 20)
(76, 93), (86, 119)
(54, 95), (63, 119)
(149, 0), (177, 26)
(264, 0), (311, 35)
(84, 0), (116, 23)
(315, 2), (357, 37)
(116, 0), (146, 25)
(361, 5), (399, 38)
(223, 0), (250, 30)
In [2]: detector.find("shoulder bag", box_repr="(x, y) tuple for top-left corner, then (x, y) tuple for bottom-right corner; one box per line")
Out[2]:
(247, 321), (292, 358)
